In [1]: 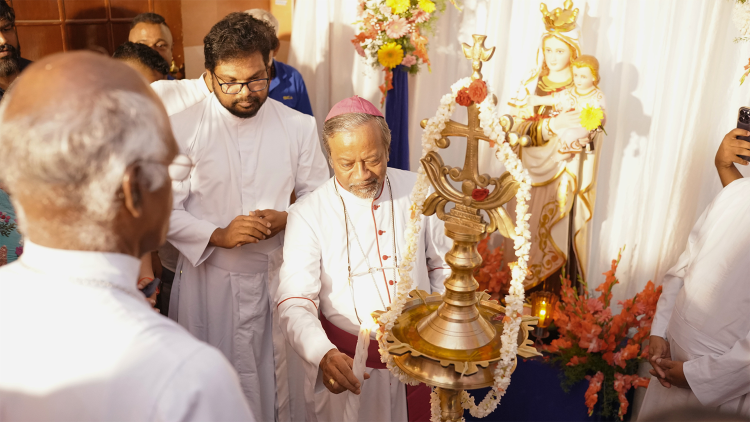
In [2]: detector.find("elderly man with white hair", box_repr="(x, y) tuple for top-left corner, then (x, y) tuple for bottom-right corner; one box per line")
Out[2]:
(0, 52), (253, 421)
(276, 96), (451, 422)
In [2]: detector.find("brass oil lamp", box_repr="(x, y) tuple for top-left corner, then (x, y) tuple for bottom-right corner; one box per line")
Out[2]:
(373, 35), (540, 422)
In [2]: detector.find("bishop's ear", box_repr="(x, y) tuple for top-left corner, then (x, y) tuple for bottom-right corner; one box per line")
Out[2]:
(121, 165), (144, 219)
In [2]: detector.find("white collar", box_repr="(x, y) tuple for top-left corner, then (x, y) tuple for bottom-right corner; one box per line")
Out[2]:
(19, 241), (141, 294)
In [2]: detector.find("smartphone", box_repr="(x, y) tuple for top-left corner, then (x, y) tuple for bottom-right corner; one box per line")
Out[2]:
(141, 277), (161, 298)
(737, 107), (750, 161)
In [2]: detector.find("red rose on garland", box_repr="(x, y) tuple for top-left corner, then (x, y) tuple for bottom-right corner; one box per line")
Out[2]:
(468, 79), (488, 103)
(456, 87), (473, 106)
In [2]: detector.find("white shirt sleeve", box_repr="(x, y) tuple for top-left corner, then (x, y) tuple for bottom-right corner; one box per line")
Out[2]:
(276, 208), (336, 368)
(685, 333), (750, 407)
(154, 346), (254, 422)
(424, 214), (451, 294)
(168, 176), (218, 267)
(294, 115), (330, 200)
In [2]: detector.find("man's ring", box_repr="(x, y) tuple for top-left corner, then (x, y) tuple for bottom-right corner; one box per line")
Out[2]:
(329, 378), (335, 386)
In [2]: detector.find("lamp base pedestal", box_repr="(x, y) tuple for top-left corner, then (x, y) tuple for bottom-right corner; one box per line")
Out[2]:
(437, 388), (463, 422)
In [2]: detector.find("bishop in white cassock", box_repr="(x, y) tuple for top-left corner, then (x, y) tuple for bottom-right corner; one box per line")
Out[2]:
(638, 176), (750, 419)
(165, 13), (328, 422)
(276, 96), (451, 422)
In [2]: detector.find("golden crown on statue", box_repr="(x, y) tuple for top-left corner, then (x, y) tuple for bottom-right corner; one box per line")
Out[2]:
(540, 0), (579, 32)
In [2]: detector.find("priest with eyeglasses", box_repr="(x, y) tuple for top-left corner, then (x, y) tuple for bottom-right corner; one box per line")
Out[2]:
(165, 12), (328, 422)
(276, 96), (451, 422)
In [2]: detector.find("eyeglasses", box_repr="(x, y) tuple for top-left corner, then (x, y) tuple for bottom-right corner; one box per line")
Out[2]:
(213, 71), (269, 95)
(140, 153), (193, 182)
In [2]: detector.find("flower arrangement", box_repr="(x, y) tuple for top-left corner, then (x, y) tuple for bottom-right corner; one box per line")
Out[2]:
(733, 0), (750, 84)
(376, 75), (532, 421)
(543, 249), (661, 420)
(352, 0), (460, 104)
(475, 237), (512, 300)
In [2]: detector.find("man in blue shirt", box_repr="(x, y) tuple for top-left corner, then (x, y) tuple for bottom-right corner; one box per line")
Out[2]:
(246, 9), (313, 116)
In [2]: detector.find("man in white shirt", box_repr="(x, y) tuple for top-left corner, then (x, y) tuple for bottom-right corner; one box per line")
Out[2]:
(167, 12), (329, 422)
(638, 128), (750, 417)
(0, 52), (253, 421)
(276, 96), (451, 422)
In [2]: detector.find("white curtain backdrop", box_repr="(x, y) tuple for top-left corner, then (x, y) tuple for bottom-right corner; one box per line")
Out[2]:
(289, 0), (750, 305)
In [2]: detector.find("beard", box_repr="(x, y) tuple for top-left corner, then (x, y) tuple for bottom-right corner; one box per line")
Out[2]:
(224, 93), (265, 119)
(0, 43), (20, 78)
(349, 178), (381, 199)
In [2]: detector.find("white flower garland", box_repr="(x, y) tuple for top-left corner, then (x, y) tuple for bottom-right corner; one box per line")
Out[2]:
(377, 77), (532, 421)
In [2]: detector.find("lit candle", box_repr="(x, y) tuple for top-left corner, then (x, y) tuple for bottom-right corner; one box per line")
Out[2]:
(343, 315), (375, 422)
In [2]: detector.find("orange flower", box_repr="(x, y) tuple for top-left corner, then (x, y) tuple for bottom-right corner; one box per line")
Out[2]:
(584, 372), (604, 416)
(468, 79), (488, 103)
(456, 87), (472, 106)
(473, 237), (511, 298)
(613, 343), (640, 369)
(379, 68), (394, 105)
(543, 247), (662, 419)
(631, 376), (650, 389)
(411, 28), (431, 70)
(566, 355), (588, 366)
(614, 373), (630, 420)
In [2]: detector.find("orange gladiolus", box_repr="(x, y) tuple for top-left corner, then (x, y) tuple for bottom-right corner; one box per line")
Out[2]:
(584, 372), (604, 416)
(545, 247), (662, 419)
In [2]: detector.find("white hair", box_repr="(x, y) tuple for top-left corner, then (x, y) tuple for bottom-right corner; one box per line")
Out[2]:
(245, 8), (279, 36)
(0, 89), (169, 241)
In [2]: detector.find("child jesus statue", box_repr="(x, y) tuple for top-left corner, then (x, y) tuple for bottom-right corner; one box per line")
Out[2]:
(530, 54), (606, 154)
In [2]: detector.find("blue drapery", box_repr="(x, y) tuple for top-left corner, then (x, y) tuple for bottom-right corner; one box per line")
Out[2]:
(385, 65), (409, 170)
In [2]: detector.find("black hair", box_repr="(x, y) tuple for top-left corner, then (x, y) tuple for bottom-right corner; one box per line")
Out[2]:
(0, 0), (14, 25)
(113, 41), (169, 75)
(130, 12), (168, 29)
(203, 12), (279, 71)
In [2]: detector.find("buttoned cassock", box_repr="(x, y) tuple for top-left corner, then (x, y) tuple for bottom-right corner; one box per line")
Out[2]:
(276, 168), (451, 422)
(639, 177), (750, 419)
(167, 93), (328, 422)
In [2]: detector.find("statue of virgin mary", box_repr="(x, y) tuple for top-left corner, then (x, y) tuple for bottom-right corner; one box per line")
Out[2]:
(504, 0), (604, 290)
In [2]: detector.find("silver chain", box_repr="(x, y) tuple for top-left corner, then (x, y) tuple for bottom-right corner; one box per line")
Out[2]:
(334, 176), (400, 324)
